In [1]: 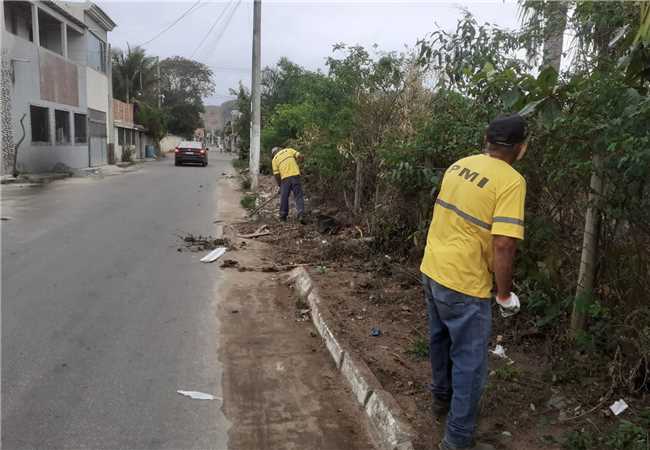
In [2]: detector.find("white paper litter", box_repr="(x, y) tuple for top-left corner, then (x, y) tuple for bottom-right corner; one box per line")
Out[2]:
(609, 399), (628, 416)
(200, 247), (227, 263)
(490, 344), (507, 359)
(177, 390), (220, 400)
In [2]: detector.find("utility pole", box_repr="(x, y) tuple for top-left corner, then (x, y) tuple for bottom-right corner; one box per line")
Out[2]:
(156, 57), (161, 108)
(231, 119), (236, 153)
(249, 0), (261, 190)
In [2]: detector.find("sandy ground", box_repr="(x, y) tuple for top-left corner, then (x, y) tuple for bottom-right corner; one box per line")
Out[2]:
(214, 175), (375, 450)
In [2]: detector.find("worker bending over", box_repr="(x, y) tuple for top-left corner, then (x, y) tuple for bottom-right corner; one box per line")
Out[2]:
(420, 115), (528, 450)
(271, 146), (306, 223)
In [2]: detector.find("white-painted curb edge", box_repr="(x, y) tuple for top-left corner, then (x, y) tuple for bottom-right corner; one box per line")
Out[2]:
(286, 267), (416, 450)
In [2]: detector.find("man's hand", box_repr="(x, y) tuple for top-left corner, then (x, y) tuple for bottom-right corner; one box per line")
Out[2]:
(495, 292), (520, 317)
(493, 235), (517, 299)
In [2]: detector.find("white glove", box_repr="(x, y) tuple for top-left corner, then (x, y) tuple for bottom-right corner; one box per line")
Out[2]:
(495, 292), (520, 318)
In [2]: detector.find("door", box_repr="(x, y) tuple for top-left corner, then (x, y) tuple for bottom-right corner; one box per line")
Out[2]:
(89, 136), (107, 167)
(88, 108), (107, 167)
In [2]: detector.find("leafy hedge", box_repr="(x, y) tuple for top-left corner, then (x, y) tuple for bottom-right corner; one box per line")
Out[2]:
(232, 2), (650, 397)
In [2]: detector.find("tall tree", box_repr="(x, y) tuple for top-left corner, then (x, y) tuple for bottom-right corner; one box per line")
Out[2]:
(542, 1), (568, 72)
(519, 0), (568, 72)
(230, 83), (251, 158)
(159, 57), (214, 107)
(569, 1), (642, 335)
(159, 57), (214, 137)
(112, 45), (157, 104)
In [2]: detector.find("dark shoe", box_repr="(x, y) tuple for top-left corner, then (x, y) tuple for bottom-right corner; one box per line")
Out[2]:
(432, 397), (450, 417)
(279, 216), (287, 222)
(438, 440), (495, 450)
(298, 214), (307, 225)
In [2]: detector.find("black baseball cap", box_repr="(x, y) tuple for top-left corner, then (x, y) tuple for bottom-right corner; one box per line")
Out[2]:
(486, 114), (527, 147)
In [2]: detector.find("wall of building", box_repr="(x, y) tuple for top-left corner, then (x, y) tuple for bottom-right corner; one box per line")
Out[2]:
(113, 99), (133, 123)
(84, 12), (107, 42)
(160, 134), (183, 153)
(113, 126), (122, 162)
(39, 48), (79, 106)
(2, 4), (90, 173)
(86, 67), (108, 112)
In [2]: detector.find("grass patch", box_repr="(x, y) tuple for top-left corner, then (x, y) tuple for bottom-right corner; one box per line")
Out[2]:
(406, 337), (429, 359)
(563, 417), (649, 450)
(240, 194), (258, 210)
(240, 177), (251, 190)
(493, 365), (521, 381)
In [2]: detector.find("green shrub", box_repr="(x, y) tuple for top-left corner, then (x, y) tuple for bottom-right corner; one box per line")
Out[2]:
(563, 430), (596, 450)
(240, 194), (257, 210)
(605, 420), (648, 450)
(493, 365), (521, 381)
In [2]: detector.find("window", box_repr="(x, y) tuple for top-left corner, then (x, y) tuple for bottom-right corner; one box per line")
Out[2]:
(87, 32), (107, 73)
(67, 27), (85, 65)
(55, 110), (70, 144)
(74, 113), (87, 143)
(118, 128), (125, 145)
(38, 9), (63, 55)
(4, 1), (33, 42)
(30, 105), (50, 143)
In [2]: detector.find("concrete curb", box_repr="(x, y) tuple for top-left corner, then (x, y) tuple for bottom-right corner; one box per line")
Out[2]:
(287, 267), (416, 450)
(1, 172), (71, 185)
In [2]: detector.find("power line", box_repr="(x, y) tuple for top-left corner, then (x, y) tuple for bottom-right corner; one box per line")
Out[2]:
(138, 0), (202, 47)
(193, 0), (243, 60)
(191, 0), (236, 58)
(208, 0), (243, 55)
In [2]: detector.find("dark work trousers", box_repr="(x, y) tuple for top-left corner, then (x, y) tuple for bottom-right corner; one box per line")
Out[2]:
(279, 175), (305, 219)
(422, 274), (492, 449)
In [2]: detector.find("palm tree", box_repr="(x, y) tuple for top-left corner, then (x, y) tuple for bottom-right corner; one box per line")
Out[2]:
(112, 45), (157, 104)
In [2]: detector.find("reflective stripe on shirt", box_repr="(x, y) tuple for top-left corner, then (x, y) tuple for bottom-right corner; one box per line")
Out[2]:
(435, 198), (491, 230)
(493, 216), (524, 226)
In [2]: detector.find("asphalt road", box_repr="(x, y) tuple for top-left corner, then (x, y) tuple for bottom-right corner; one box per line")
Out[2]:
(2, 156), (233, 449)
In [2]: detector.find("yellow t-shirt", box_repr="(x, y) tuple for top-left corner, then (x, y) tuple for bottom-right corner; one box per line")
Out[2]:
(272, 148), (301, 179)
(420, 153), (526, 299)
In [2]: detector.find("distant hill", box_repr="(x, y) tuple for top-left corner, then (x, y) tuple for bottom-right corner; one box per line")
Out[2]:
(201, 100), (238, 133)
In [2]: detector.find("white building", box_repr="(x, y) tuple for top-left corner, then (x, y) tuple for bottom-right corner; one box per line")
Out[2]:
(1, 0), (116, 173)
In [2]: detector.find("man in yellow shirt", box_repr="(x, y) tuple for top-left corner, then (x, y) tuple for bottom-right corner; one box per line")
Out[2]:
(421, 115), (528, 450)
(271, 146), (305, 223)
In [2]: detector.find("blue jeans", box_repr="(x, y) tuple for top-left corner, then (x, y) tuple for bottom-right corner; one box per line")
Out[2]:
(422, 274), (491, 449)
(279, 176), (305, 219)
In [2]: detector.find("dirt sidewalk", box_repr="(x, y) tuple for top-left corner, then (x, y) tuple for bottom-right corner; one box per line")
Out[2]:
(214, 175), (375, 450)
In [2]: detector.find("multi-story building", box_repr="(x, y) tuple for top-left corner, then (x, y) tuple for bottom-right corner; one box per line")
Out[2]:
(1, 0), (116, 173)
(112, 98), (152, 162)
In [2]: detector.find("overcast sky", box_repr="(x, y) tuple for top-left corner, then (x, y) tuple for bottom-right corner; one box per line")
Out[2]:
(98, 1), (523, 105)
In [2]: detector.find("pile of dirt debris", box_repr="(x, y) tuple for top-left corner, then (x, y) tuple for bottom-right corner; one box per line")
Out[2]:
(177, 233), (231, 252)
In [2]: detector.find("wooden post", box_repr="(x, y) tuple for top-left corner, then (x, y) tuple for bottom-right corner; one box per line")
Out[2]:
(354, 157), (363, 212)
(571, 153), (604, 334)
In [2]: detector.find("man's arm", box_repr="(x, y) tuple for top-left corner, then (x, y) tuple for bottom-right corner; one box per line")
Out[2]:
(274, 174), (282, 186)
(493, 235), (517, 300)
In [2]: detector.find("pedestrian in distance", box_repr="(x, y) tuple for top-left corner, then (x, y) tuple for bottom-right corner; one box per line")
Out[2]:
(420, 114), (528, 450)
(271, 146), (306, 224)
